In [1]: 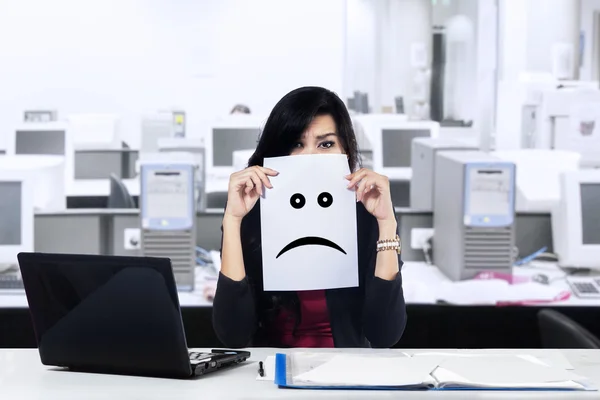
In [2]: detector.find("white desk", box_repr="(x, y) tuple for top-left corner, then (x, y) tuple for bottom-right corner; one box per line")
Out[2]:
(0, 348), (598, 399)
(401, 261), (600, 306)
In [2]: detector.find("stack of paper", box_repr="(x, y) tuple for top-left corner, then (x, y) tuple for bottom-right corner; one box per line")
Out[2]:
(436, 279), (570, 305)
(273, 352), (594, 391)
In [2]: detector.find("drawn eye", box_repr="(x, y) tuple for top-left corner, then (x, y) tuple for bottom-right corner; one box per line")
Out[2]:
(290, 193), (306, 209)
(317, 192), (333, 208)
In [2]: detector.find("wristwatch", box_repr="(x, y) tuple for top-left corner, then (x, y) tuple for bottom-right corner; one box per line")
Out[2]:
(376, 234), (401, 254)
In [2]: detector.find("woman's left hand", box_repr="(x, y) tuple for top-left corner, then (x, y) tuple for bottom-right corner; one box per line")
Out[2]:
(346, 168), (395, 222)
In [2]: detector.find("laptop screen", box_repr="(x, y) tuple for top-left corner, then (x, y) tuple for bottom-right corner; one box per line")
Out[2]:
(18, 253), (192, 378)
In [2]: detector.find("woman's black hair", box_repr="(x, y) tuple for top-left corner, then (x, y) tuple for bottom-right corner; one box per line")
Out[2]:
(248, 86), (360, 171)
(244, 87), (361, 343)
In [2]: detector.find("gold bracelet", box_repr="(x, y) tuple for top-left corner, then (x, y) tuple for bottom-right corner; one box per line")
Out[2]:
(376, 234), (401, 254)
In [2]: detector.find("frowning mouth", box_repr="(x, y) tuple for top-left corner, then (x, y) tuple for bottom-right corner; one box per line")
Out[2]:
(276, 236), (346, 259)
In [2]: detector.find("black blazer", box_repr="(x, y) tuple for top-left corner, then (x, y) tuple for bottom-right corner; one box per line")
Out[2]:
(212, 202), (407, 348)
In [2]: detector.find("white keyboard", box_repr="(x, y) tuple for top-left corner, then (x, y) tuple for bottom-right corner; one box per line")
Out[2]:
(566, 276), (600, 299)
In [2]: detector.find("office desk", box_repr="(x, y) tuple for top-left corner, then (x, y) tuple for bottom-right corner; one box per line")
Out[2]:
(402, 261), (600, 307)
(0, 349), (598, 399)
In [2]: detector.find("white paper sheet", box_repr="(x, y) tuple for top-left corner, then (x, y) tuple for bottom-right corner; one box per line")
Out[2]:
(409, 351), (574, 370)
(433, 355), (587, 389)
(293, 354), (439, 387)
(260, 155), (358, 291)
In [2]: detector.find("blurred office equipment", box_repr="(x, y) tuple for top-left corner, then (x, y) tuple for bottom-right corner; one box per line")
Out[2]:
(430, 26), (445, 123)
(410, 137), (477, 211)
(141, 112), (173, 154)
(0, 155), (65, 211)
(0, 169), (33, 290)
(108, 174), (135, 209)
(353, 115), (439, 181)
(496, 75), (597, 150)
(347, 91), (370, 114)
(394, 96), (405, 114)
(205, 116), (261, 182)
(74, 148), (138, 179)
(433, 151), (516, 281)
(552, 169), (600, 298)
(521, 87), (600, 167)
(68, 114), (121, 150)
(139, 160), (196, 291)
(9, 122), (74, 184)
(158, 138), (206, 211)
(23, 110), (57, 123)
(538, 309), (600, 349)
(172, 110), (186, 138)
(493, 150), (581, 213)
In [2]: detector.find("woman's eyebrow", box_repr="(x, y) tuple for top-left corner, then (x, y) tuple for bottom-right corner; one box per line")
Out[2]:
(315, 132), (337, 140)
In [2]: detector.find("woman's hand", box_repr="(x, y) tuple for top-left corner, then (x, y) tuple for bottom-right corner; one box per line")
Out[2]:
(346, 168), (395, 223)
(224, 166), (278, 221)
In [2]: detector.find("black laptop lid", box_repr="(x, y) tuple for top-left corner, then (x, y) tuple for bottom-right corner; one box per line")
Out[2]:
(18, 252), (192, 378)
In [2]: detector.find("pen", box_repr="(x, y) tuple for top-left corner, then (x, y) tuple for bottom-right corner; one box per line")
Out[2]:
(258, 361), (265, 377)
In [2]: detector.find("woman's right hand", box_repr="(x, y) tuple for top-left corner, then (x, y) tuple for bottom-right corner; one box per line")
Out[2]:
(224, 166), (279, 220)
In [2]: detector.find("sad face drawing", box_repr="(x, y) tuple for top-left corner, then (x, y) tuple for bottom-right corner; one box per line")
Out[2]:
(260, 155), (359, 291)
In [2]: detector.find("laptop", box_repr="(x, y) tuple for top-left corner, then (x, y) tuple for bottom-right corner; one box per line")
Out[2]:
(17, 252), (250, 378)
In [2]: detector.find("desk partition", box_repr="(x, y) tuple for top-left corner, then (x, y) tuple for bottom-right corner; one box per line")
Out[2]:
(74, 149), (139, 179)
(34, 211), (108, 255)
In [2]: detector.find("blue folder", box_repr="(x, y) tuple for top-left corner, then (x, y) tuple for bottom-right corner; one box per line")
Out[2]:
(273, 353), (593, 391)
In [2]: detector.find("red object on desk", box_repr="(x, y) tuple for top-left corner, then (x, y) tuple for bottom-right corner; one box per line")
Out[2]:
(270, 290), (334, 348)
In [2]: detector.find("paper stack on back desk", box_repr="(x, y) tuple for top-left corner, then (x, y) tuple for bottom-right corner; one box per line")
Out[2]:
(436, 279), (569, 305)
(274, 352), (594, 391)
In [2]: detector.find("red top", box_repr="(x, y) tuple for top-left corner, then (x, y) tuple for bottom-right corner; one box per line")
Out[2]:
(269, 290), (334, 348)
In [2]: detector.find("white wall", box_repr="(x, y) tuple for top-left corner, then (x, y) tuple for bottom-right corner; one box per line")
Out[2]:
(344, 0), (432, 114)
(344, 0), (377, 107)
(0, 0), (345, 149)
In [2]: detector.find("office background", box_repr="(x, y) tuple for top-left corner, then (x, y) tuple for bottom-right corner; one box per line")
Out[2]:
(1, 0), (600, 350)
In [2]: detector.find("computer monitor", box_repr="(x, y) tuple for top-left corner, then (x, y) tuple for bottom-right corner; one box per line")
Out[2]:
(0, 171), (34, 265)
(205, 116), (263, 179)
(552, 170), (600, 270)
(0, 156), (66, 211)
(68, 113), (120, 150)
(9, 122), (74, 184)
(353, 115), (439, 180)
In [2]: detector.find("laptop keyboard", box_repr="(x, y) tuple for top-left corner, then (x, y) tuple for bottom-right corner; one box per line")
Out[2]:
(0, 275), (24, 290)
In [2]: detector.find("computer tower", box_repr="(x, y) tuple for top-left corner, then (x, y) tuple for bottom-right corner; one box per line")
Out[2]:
(140, 161), (196, 291)
(433, 151), (516, 281)
(410, 138), (477, 211)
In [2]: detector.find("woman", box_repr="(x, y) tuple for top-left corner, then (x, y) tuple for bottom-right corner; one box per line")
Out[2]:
(213, 87), (406, 348)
